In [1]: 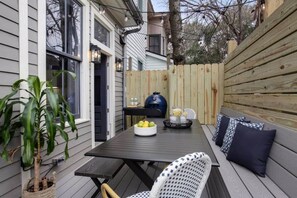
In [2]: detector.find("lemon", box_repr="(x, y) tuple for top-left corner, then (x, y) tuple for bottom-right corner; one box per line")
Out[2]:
(149, 122), (155, 127)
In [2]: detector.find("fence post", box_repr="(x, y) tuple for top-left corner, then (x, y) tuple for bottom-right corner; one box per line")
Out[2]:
(227, 39), (238, 55)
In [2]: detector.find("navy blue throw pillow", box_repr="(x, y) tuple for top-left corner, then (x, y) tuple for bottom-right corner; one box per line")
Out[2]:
(215, 116), (230, 146)
(226, 124), (276, 177)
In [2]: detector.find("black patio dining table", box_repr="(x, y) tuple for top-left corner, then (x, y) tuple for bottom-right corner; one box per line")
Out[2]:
(85, 118), (219, 189)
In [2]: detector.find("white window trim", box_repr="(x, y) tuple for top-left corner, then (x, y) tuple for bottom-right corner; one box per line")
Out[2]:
(90, 3), (116, 148)
(20, 0), (30, 189)
(40, 0), (90, 123)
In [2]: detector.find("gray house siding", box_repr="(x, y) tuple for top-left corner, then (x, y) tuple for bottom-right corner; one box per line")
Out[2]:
(115, 30), (124, 133)
(28, 0), (38, 76)
(0, 1), (125, 197)
(0, 0), (21, 197)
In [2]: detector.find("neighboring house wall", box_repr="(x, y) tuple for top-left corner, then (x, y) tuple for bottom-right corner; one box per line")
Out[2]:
(147, 17), (167, 57)
(126, 0), (147, 71)
(146, 51), (168, 70)
(0, 0), (21, 197)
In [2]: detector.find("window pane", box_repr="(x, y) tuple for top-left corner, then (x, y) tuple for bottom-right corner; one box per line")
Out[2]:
(46, 54), (63, 96)
(149, 35), (160, 54)
(46, 53), (80, 117)
(64, 59), (80, 116)
(94, 19), (110, 47)
(46, 0), (66, 52)
(67, 0), (82, 57)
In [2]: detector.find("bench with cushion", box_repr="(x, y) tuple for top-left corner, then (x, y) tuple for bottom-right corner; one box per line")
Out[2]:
(75, 158), (124, 198)
(202, 107), (297, 198)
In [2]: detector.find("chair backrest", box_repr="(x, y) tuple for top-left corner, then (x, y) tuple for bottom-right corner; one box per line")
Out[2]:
(184, 108), (197, 119)
(149, 152), (212, 198)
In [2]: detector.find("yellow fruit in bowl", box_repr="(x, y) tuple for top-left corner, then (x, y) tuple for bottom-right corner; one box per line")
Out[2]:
(149, 122), (155, 127)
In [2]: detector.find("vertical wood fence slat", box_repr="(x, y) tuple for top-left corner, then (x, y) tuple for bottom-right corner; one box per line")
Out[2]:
(126, 63), (224, 125)
(204, 64), (212, 124)
(184, 65), (191, 109)
(211, 64), (219, 125)
(177, 65), (184, 109)
(190, 65), (198, 119)
(198, 64), (205, 123)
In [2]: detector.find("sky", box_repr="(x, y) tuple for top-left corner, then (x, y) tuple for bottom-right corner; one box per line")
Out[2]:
(151, 0), (169, 12)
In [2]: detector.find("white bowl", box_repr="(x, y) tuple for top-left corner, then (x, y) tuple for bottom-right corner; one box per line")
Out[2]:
(134, 124), (157, 136)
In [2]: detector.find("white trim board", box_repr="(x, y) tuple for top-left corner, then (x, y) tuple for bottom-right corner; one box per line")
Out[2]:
(19, 0), (30, 189)
(90, 4), (116, 147)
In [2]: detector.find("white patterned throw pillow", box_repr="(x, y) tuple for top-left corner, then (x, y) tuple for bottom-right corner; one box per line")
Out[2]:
(212, 114), (245, 142)
(212, 113), (223, 141)
(220, 118), (264, 154)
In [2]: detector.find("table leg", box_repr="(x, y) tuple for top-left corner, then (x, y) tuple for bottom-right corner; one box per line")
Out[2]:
(90, 178), (108, 198)
(123, 159), (154, 189)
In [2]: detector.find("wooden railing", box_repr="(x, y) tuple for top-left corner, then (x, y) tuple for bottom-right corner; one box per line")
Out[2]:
(126, 63), (224, 124)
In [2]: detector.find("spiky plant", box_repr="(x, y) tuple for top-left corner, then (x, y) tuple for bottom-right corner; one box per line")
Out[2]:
(0, 74), (77, 192)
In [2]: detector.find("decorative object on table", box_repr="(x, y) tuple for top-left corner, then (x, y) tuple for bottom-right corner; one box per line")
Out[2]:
(183, 108), (197, 119)
(0, 74), (77, 197)
(100, 152), (212, 198)
(144, 92), (167, 118)
(170, 108), (188, 123)
(226, 124), (276, 177)
(134, 120), (157, 136)
(163, 119), (193, 129)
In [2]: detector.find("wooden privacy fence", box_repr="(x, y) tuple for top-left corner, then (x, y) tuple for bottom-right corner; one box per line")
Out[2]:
(223, 0), (297, 130)
(126, 63), (224, 124)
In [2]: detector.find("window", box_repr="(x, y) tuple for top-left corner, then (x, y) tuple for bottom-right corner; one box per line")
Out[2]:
(94, 19), (110, 47)
(46, 0), (82, 117)
(138, 60), (143, 71)
(149, 34), (161, 54)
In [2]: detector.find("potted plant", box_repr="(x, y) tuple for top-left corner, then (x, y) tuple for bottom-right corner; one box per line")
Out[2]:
(0, 74), (77, 197)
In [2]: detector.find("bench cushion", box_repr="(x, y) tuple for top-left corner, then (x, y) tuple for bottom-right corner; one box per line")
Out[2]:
(202, 125), (288, 198)
(75, 158), (124, 179)
(226, 124), (276, 177)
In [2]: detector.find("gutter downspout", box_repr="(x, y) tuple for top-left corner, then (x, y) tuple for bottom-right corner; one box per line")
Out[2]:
(120, 0), (144, 130)
(121, 24), (142, 130)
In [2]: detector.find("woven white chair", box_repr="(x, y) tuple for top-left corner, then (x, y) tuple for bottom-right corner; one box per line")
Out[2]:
(101, 152), (212, 198)
(184, 108), (197, 119)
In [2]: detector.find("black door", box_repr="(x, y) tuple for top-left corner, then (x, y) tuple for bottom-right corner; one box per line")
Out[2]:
(94, 54), (107, 141)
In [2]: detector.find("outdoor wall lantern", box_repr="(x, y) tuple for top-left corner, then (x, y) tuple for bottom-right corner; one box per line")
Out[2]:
(115, 58), (123, 72)
(90, 43), (101, 63)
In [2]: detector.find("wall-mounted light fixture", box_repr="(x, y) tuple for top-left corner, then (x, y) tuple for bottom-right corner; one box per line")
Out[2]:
(90, 43), (101, 63)
(260, 0), (266, 10)
(115, 58), (123, 72)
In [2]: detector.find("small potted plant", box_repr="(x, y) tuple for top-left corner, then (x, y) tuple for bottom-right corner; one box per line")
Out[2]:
(0, 73), (77, 197)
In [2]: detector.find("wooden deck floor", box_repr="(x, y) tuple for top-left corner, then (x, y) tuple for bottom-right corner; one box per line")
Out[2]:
(92, 161), (210, 198)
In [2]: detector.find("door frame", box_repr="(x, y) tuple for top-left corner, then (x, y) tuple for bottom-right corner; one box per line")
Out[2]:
(90, 3), (116, 147)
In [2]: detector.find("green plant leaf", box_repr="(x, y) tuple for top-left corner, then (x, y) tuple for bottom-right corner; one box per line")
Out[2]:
(45, 89), (59, 116)
(21, 97), (37, 167)
(1, 150), (8, 161)
(28, 76), (41, 100)
(23, 139), (34, 167)
(53, 70), (76, 80)
(0, 91), (17, 113)
(12, 79), (26, 91)
(45, 110), (56, 155)
(65, 109), (77, 132)
(56, 125), (69, 159)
